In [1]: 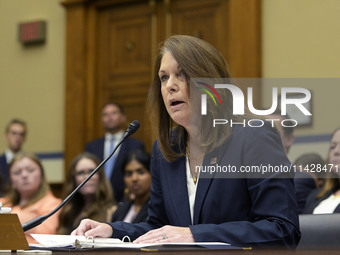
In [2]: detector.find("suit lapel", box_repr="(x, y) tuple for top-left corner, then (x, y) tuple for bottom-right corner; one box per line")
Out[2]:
(166, 156), (192, 226)
(193, 145), (223, 225)
(193, 165), (214, 225)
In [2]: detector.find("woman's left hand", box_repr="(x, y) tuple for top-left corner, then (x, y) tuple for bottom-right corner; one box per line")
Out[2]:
(133, 225), (194, 243)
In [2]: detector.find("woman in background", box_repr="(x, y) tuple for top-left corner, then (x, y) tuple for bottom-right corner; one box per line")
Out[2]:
(304, 128), (340, 213)
(57, 152), (116, 234)
(112, 150), (151, 223)
(0, 153), (61, 243)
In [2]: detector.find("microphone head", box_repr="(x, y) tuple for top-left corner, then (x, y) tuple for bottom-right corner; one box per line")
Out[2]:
(125, 120), (140, 137)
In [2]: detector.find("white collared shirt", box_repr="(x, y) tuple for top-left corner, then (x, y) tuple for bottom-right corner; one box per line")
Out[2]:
(186, 155), (199, 224)
(5, 149), (16, 164)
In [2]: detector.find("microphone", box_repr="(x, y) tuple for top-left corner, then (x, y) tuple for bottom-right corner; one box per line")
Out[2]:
(22, 120), (140, 232)
(123, 120), (140, 138)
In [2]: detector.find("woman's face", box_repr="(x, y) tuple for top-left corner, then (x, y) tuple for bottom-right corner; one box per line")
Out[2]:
(124, 160), (151, 198)
(74, 158), (100, 197)
(329, 130), (340, 169)
(10, 157), (42, 198)
(159, 51), (190, 129)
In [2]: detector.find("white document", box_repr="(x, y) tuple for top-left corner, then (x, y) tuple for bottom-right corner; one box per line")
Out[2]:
(30, 234), (123, 248)
(30, 234), (231, 250)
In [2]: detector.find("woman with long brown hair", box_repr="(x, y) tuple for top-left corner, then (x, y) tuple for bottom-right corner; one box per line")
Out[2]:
(57, 152), (116, 234)
(71, 35), (300, 248)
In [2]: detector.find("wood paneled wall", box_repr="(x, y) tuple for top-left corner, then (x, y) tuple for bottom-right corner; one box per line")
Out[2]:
(61, 0), (261, 176)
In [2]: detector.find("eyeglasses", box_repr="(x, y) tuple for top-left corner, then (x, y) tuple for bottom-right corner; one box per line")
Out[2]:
(75, 169), (95, 177)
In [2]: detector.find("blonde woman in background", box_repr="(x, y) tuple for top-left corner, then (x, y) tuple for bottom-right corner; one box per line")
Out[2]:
(0, 153), (61, 243)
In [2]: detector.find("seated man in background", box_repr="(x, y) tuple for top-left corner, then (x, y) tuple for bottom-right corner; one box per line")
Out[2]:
(84, 102), (145, 202)
(0, 119), (27, 190)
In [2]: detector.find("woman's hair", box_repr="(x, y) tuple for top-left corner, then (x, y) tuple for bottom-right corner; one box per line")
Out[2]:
(294, 153), (325, 168)
(6, 153), (50, 208)
(316, 127), (340, 199)
(122, 150), (151, 173)
(146, 35), (244, 162)
(293, 152), (325, 185)
(57, 152), (115, 234)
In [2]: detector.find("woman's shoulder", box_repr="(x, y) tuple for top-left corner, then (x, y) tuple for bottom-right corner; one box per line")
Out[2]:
(38, 192), (62, 207)
(0, 196), (11, 207)
(303, 187), (333, 213)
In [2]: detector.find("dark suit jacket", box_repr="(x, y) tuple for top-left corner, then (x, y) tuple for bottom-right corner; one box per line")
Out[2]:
(0, 154), (8, 186)
(84, 136), (145, 202)
(294, 171), (317, 214)
(303, 186), (340, 214)
(109, 124), (301, 248)
(112, 198), (149, 223)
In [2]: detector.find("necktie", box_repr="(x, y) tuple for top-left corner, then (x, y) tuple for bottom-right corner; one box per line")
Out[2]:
(104, 137), (115, 179)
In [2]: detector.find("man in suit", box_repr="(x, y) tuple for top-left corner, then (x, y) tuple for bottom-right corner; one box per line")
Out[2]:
(84, 102), (145, 202)
(0, 119), (27, 191)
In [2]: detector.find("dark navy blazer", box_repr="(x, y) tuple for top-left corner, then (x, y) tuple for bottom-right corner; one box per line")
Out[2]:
(84, 136), (145, 202)
(112, 198), (149, 223)
(109, 124), (301, 248)
(0, 154), (8, 186)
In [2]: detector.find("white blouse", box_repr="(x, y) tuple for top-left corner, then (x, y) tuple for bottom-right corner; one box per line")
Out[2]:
(313, 194), (340, 214)
(186, 155), (200, 224)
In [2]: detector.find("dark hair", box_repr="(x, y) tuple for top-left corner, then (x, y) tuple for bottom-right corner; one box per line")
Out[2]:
(293, 153), (325, 167)
(122, 150), (151, 173)
(293, 153), (325, 181)
(102, 102), (124, 114)
(5, 118), (27, 135)
(146, 35), (242, 162)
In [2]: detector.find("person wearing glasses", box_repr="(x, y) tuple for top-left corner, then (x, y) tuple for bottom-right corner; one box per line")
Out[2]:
(57, 152), (116, 234)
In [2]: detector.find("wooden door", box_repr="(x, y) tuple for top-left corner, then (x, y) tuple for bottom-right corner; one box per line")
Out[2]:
(96, 1), (153, 149)
(62, 0), (261, 174)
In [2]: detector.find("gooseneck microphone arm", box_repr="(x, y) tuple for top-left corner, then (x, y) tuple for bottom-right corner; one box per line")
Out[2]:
(22, 120), (140, 232)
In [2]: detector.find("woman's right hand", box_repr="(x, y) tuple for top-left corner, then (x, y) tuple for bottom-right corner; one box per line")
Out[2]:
(71, 219), (113, 238)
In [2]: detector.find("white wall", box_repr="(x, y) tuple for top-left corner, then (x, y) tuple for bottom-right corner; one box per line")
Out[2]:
(262, 0), (340, 162)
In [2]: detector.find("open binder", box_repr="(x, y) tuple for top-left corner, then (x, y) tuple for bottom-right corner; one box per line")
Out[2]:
(0, 214), (29, 251)
(30, 234), (249, 251)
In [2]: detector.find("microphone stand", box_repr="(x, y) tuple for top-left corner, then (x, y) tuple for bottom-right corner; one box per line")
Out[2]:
(22, 121), (140, 232)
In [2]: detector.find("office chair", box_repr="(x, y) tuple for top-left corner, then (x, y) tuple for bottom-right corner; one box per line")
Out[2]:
(298, 213), (340, 249)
